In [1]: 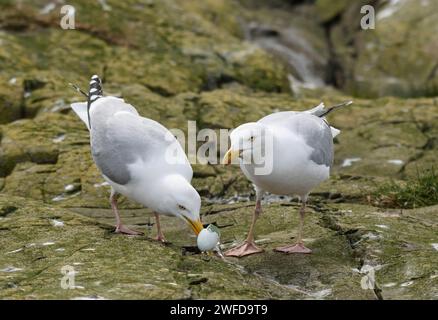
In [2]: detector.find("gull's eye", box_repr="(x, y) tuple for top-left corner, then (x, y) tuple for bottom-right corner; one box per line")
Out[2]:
(178, 204), (187, 211)
(249, 136), (255, 141)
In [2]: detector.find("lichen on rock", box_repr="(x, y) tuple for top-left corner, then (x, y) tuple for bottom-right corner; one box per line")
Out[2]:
(0, 0), (437, 300)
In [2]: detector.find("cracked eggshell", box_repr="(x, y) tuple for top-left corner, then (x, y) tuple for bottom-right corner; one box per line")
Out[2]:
(197, 226), (220, 252)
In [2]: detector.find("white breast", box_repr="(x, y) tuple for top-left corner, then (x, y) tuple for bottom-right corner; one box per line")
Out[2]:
(240, 129), (330, 197)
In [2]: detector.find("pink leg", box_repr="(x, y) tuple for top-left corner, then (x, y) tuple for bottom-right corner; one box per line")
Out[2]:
(225, 200), (264, 257)
(275, 201), (312, 254)
(110, 190), (143, 236)
(154, 212), (166, 243)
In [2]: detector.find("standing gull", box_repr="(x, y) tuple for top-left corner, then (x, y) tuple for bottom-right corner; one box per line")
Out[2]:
(223, 101), (352, 257)
(70, 75), (203, 239)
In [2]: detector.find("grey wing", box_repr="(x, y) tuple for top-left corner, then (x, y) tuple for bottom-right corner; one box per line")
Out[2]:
(258, 104), (325, 123)
(260, 102), (349, 123)
(91, 112), (167, 185)
(263, 113), (333, 167)
(293, 114), (333, 167)
(258, 111), (297, 125)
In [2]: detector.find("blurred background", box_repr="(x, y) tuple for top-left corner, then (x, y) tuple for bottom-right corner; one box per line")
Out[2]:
(0, 0), (437, 300)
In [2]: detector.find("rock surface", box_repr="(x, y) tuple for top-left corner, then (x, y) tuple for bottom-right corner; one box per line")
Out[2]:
(0, 0), (437, 300)
(1, 95), (436, 206)
(0, 195), (303, 299)
(2, 195), (436, 299)
(324, 0), (438, 98)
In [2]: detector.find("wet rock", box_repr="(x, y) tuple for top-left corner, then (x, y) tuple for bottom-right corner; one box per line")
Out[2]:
(329, 0), (438, 97)
(239, 1), (331, 94)
(329, 203), (438, 299)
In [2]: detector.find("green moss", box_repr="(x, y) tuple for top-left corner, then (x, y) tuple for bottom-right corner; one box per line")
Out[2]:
(229, 47), (290, 93)
(315, 0), (350, 22)
(373, 168), (438, 209)
(330, 203), (438, 299)
(0, 194), (304, 299)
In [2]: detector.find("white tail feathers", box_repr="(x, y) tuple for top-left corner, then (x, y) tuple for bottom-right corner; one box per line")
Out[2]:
(330, 126), (341, 138)
(305, 102), (342, 137)
(70, 102), (90, 130)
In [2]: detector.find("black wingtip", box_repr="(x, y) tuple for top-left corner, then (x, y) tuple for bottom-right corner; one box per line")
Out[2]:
(88, 75), (103, 102)
(319, 100), (353, 117)
(86, 75), (104, 129)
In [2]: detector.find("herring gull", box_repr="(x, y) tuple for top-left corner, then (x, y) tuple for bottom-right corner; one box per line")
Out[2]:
(223, 101), (352, 257)
(70, 75), (203, 239)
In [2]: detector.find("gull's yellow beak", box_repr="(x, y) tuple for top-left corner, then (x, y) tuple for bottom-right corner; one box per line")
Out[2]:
(222, 148), (241, 165)
(183, 216), (204, 235)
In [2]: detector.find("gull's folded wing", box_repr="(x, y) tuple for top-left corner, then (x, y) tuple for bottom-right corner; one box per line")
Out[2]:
(260, 103), (342, 138)
(91, 111), (192, 185)
(304, 102), (341, 137)
(70, 102), (90, 130)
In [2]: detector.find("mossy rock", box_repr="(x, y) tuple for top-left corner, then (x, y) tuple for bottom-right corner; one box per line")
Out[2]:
(315, 0), (351, 22)
(0, 194), (305, 299)
(1, 94), (437, 206)
(73, 197), (438, 299)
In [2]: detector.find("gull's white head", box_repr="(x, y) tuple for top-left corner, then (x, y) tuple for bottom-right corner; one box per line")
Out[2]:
(158, 174), (203, 235)
(223, 122), (268, 165)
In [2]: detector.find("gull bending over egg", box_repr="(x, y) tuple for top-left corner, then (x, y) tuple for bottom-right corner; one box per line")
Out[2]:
(70, 75), (203, 240)
(223, 101), (352, 257)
